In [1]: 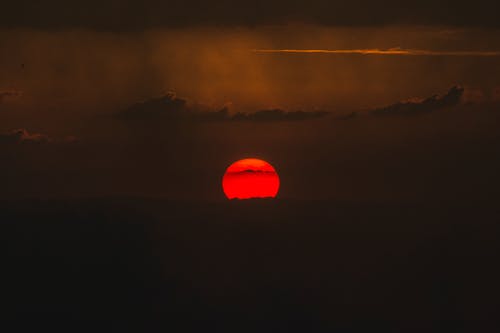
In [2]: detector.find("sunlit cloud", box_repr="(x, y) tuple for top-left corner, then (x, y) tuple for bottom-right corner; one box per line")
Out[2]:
(252, 48), (500, 56)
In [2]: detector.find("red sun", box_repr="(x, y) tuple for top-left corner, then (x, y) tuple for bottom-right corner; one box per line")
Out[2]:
(222, 158), (280, 199)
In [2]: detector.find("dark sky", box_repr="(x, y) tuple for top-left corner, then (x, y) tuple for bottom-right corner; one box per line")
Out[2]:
(2, 0), (500, 29)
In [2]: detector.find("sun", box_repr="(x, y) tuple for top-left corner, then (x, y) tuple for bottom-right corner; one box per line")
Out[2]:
(222, 158), (280, 199)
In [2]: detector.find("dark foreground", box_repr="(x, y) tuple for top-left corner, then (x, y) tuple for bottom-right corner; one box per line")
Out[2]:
(1, 198), (499, 332)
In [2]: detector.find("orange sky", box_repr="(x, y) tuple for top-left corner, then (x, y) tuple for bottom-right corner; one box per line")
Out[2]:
(1, 25), (500, 201)
(1, 25), (500, 136)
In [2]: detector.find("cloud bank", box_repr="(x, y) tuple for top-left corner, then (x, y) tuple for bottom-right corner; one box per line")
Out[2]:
(117, 93), (330, 123)
(371, 86), (464, 117)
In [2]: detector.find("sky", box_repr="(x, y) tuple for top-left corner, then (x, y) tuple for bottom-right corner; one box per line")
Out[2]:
(1, 1), (500, 201)
(2, 3), (500, 331)
(2, 1), (500, 29)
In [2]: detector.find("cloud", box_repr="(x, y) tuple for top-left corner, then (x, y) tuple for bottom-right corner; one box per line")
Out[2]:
(117, 93), (330, 123)
(117, 92), (189, 121)
(229, 109), (329, 122)
(0, 129), (51, 144)
(371, 86), (464, 117)
(0, 90), (22, 104)
(253, 48), (500, 57)
(335, 112), (358, 121)
(196, 107), (329, 122)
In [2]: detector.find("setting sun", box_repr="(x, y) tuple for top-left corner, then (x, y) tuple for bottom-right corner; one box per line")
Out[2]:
(222, 158), (280, 199)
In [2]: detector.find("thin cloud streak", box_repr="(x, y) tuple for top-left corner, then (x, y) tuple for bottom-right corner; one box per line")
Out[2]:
(252, 48), (500, 56)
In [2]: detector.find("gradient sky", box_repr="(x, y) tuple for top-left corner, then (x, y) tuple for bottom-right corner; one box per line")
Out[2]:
(1, 2), (500, 201)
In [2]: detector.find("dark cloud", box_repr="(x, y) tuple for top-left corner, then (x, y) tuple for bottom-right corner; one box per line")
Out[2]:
(117, 92), (189, 121)
(0, 1), (499, 30)
(229, 109), (329, 122)
(0, 90), (22, 104)
(0, 129), (51, 144)
(195, 107), (329, 122)
(117, 93), (330, 123)
(371, 86), (464, 117)
(335, 112), (358, 121)
(0, 129), (76, 145)
(117, 86), (474, 126)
